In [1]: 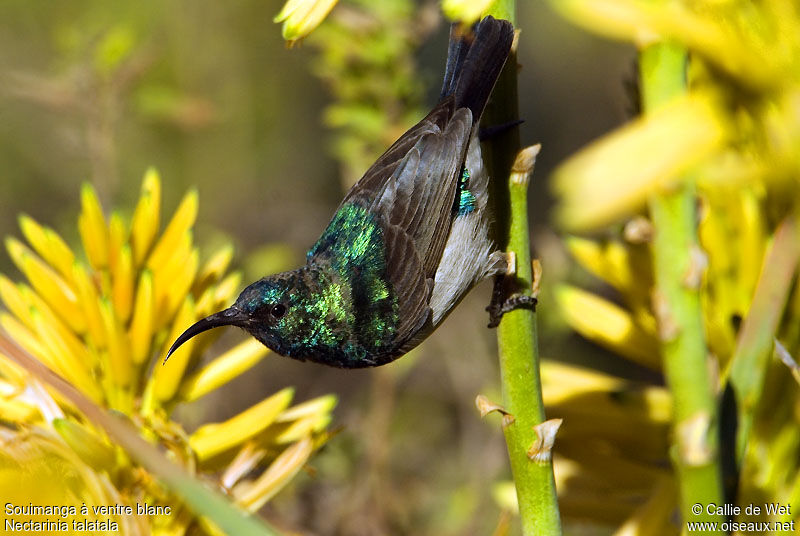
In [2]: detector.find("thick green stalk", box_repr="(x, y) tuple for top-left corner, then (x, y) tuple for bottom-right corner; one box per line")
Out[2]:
(640, 43), (723, 526)
(484, 2), (562, 534)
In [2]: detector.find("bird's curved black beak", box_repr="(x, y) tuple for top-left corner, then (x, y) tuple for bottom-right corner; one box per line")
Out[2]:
(163, 306), (248, 364)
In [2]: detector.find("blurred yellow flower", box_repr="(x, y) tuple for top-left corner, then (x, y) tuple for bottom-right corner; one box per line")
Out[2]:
(442, 0), (494, 24)
(274, 0), (339, 45)
(552, 93), (726, 230)
(551, 0), (800, 231)
(0, 169), (336, 534)
(549, 0), (800, 532)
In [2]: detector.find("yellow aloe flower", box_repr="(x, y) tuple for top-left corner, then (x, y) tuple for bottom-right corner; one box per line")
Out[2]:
(549, 0), (800, 532)
(552, 92), (727, 231)
(0, 169), (336, 534)
(274, 0), (339, 45)
(442, 0), (495, 24)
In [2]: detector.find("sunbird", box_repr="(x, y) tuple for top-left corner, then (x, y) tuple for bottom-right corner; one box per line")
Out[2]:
(166, 16), (533, 368)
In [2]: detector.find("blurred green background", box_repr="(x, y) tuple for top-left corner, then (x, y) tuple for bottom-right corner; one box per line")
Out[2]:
(0, 1), (634, 534)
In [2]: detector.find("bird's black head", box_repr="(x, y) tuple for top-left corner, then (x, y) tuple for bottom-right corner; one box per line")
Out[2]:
(164, 271), (306, 363)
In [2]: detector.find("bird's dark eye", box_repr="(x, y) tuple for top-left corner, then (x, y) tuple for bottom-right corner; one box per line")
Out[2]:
(270, 303), (287, 319)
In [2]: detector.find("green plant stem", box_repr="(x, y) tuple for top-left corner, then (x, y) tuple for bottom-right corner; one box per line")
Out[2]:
(640, 43), (723, 526)
(484, 2), (562, 534)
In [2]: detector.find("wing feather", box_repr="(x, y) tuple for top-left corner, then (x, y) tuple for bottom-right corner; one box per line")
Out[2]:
(312, 98), (473, 346)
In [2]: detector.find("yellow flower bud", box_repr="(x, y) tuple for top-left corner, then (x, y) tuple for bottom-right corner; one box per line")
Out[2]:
(274, 0), (338, 45)
(234, 437), (312, 511)
(180, 339), (269, 402)
(190, 387), (294, 460)
(78, 183), (109, 269)
(131, 168), (162, 266)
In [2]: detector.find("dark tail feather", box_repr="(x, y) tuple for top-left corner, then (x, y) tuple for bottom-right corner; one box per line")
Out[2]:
(440, 16), (514, 123)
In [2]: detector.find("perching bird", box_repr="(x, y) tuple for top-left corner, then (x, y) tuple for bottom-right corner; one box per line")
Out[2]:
(166, 16), (530, 368)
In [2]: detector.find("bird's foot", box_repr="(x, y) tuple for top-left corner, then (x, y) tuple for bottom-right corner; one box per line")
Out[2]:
(479, 119), (525, 142)
(486, 294), (537, 328)
(486, 275), (537, 328)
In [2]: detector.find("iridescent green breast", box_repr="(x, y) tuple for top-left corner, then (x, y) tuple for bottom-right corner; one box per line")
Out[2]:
(306, 202), (398, 365)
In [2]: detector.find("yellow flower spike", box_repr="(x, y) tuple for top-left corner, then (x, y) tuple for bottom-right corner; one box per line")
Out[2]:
(214, 272), (242, 306)
(0, 396), (39, 423)
(29, 308), (102, 402)
(147, 188), (198, 271)
(267, 414), (332, 445)
(16, 214), (50, 260)
(697, 196), (737, 315)
(540, 362), (671, 449)
(28, 304), (89, 379)
(0, 351), (28, 386)
(99, 298), (133, 388)
(194, 287), (217, 318)
(0, 313), (57, 371)
(153, 296), (197, 403)
(553, 93), (726, 231)
(566, 237), (655, 328)
(736, 189), (765, 308)
(541, 360), (624, 404)
(0, 379), (19, 396)
(442, 0), (494, 24)
(131, 168), (162, 267)
(52, 418), (116, 471)
(221, 443), (267, 490)
(112, 244), (134, 324)
(163, 232), (195, 281)
(78, 182), (109, 269)
(18, 284), (96, 371)
(18, 215), (75, 283)
(6, 237), (87, 334)
(309, 413), (332, 433)
(275, 393), (337, 423)
(274, 0), (338, 45)
(566, 237), (637, 293)
(107, 211), (128, 274)
(160, 248), (199, 328)
(129, 270), (155, 365)
(180, 339), (269, 402)
(555, 284), (661, 370)
(549, 0), (778, 90)
(702, 304), (735, 363)
(72, 262), (106, 348)
(151, 230), (195, 326)
(153, 230), (192, 288)
(189, 387), (294, 461)
(193, 244), (235, 297)
(640, 387), (671, 423)
(43, 227), (77, 279)
(0, 274), (34, 331)
(233, 436), (312, 512)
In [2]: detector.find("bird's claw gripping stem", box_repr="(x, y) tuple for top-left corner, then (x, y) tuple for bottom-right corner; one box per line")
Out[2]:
(486, 276), (537, 328)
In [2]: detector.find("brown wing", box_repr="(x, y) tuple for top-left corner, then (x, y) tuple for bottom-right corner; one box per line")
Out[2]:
(338, 98), (473, 344)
